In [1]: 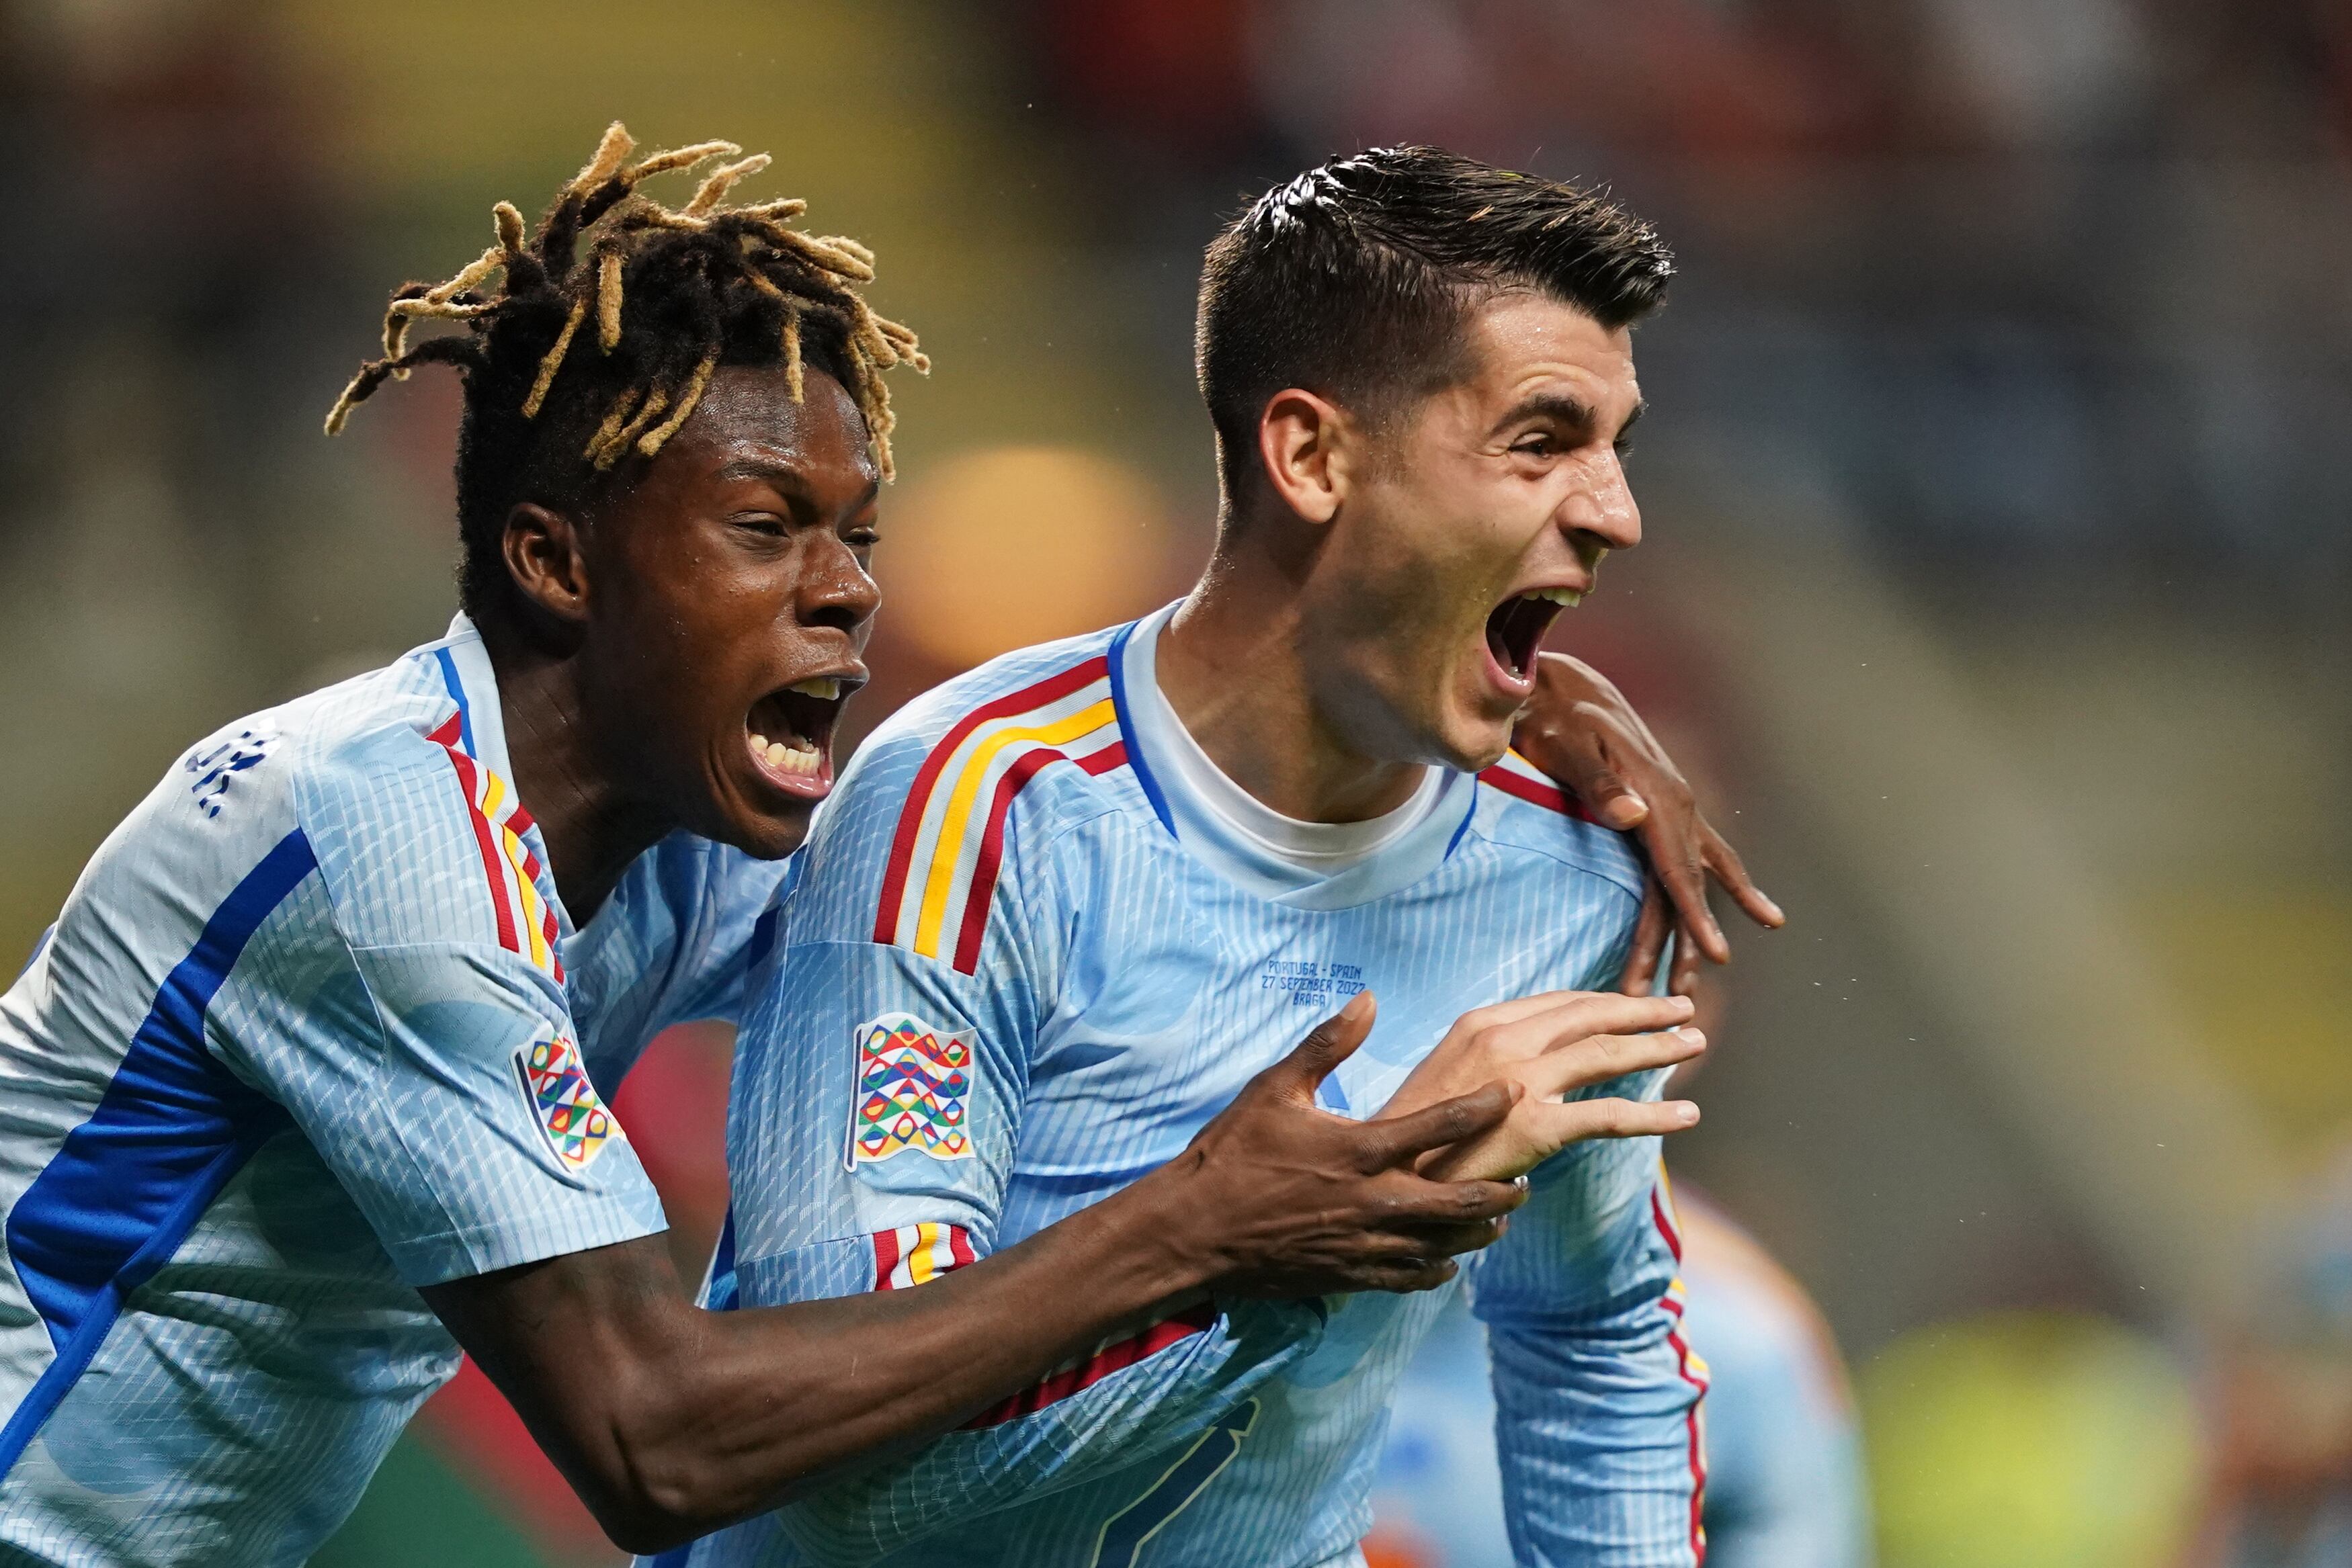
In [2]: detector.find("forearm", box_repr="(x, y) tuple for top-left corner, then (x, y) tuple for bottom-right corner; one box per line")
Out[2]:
(434, 1170), (1216, 1554)
(1469, 1154), (1702, 1566)
(775, 1293), (1314, 1565)
(1486, 1309), (1707, 1568)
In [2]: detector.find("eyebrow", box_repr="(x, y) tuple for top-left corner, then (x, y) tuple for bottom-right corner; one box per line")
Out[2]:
(1493, 392), (1647, 447)
(712, 458), (880, 509)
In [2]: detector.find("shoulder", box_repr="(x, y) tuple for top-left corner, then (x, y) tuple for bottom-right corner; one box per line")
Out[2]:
(792, 627), (1136, 971)
(1464, 749), (1646, 906)
(278, 650), (529, 956)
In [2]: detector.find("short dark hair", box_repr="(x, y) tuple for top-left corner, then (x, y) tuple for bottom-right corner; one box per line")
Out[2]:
(1195, 146), (1673, 494)
(326, 123), (928, 621)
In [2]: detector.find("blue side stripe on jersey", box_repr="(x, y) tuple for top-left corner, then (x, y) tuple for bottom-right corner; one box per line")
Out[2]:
(1089, 1397), (1260, 1568)
(744, 906), (780, 976)
(0, 829), (314, 1476)
(433, 645), (476, 756)
(1104, 620), (1176, 838)
(705, 1207), (740, 1312)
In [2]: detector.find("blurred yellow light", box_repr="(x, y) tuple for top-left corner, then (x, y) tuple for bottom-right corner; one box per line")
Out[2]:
(1861, 1310), (2199, 1568)
(877, 445), (1177, 668)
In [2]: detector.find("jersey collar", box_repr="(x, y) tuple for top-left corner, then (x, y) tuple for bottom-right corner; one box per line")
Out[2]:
(1113, 602), (1475, 911)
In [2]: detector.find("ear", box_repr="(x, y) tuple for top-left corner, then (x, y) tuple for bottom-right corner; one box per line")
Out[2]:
(501, 503), (592, 626)
(1254, 388), (1361, 525)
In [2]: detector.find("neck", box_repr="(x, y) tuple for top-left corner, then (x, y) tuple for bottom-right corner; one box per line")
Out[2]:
(477, 618), (677, 924)
(1157, 523), (1425, 825)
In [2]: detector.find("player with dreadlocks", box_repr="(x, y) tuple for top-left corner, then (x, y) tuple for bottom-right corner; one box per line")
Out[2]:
(0, 126), (1550, 1567)
(0, 123), (1763, 1566)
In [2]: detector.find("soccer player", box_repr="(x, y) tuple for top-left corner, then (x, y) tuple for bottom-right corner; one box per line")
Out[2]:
(698, 148), (1724, 1567)
(0, 129), (1585, 1568)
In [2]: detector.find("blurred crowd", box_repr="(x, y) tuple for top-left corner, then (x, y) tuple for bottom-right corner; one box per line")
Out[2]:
(4, 1), (2350, 1564)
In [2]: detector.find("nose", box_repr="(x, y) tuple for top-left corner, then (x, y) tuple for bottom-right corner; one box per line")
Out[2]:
(800, 531), (882, 636)
(1557, 447), (1642, 556)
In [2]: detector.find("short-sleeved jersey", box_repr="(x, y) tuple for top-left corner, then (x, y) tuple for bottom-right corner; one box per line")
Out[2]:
(689, 606), (1707, 1568)
(0, 617), (784, 1567)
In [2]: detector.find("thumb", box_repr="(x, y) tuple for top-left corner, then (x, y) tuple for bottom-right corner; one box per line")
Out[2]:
(1579, 770), (1649, 830)
(1259, 991), (1377, 1102)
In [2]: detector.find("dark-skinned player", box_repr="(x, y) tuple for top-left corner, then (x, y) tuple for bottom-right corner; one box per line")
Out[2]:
(0, 126), (1770, 1567)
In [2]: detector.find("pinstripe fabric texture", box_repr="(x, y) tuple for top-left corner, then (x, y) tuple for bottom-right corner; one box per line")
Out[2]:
(0, 617), (784, 1567)
(689, 610), (1704, 1568)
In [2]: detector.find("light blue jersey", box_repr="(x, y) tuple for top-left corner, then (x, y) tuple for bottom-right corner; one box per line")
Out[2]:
(689, 605), (1706, 1568)
(0, 617), (784, 1567)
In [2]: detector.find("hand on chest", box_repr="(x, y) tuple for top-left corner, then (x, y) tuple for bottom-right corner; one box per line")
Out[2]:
(1018, 896), (1566, 1165)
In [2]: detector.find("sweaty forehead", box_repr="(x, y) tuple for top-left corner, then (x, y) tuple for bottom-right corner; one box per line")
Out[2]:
(667, 363), (880, 486)
(1463, 293), (1640, 410)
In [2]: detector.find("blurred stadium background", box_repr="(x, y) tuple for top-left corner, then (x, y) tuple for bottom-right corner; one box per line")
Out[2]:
(3, 1), (2348, 1563)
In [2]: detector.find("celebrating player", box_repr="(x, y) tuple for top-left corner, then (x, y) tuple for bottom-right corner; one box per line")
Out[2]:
(693, 148), (1720, 1568)
(0, 130), (1570, 1568)
(0, 126), (1763, 1567)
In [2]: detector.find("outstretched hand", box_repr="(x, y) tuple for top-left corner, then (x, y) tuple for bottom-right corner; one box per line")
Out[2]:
(1376, 990), (1706, 1184)
(1160, 992), (1530, 1299)
(1512, 651), (1785, 996)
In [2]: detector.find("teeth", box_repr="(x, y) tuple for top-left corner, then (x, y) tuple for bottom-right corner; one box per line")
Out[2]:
(1521, 587), (1583, 607)
(755, 734), (822, 777)
(788, 678), (841, 700)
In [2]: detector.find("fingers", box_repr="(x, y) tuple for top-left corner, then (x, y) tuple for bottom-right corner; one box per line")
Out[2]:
(1450, 990), (1594, 1034)
(1617, 880), (1671, 996)
(1514, 1027), (1707, 1100)
(1485, 991), (1695, 1059)
(1348, 1180), (1524, 1251)
(1527, 1096), (1702, 1146)
(1357, 1081), (1521, 1168)
(1669, 920), (1702, 997)
(1254, 991), (1376, 1102)
(1642, 812), (1729, 965)
(1702, 821), (1785, 929)
(1341, 1258), (1461, 1296)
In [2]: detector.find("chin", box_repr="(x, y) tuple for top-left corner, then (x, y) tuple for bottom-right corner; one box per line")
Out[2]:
(735, 804), (817, 861)
(1424, 714), (1515, 775)
(697, 781), (818, 861)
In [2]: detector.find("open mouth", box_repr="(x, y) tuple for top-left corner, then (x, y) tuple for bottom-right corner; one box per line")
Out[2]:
(745, 677), (855, 799)
(1483, 586), (1583, 686)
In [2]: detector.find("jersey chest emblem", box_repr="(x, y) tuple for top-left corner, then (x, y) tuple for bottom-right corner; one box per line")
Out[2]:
(515, 1034), (620, 1173)
(850, 1012), (975, 1165)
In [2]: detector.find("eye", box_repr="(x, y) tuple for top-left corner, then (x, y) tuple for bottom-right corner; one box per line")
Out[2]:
(1612, 437), (1636, 461)
(732, 513), (788, 538)
(1511, 434), (1558, 458)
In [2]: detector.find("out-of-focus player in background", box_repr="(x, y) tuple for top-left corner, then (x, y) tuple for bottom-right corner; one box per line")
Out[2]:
(0, 124), (1773, 1568)
(688, 147), (1728, 1568)
(2182, 1142), (2352, 1567)
(0, 128), (1559, 1568)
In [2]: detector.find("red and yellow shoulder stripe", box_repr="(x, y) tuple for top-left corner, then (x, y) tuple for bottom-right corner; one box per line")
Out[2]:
(1477, 748), (1599, 822)
(427, 711), (564, 985)
(872, 655), (1130, 974)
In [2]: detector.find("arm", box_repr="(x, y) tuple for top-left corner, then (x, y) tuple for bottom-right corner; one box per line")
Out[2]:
(1465, 1135), (1706, 1565)
(278, 739), (1517, 1559)
(426, 1002), (1522, 1558)
(1512, 651), (1784, 994)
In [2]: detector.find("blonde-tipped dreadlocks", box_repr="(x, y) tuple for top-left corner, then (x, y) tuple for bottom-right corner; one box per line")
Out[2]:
(325, 122), (927, 482)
